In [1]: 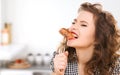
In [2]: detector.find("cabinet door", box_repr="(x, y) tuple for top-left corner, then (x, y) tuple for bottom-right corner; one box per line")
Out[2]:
(0, 70), (32, 75)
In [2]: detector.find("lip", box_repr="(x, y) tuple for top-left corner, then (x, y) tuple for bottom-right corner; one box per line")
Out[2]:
(68, 38), (76, 40)
(67, 31), (78, 40)
(71, 32), (78, 37)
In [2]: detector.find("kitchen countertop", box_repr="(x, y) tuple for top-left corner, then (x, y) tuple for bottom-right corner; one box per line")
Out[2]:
(0, 66), (51, 73)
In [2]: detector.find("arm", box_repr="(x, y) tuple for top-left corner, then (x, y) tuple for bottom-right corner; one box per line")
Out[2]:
(50, 51), (68, 75)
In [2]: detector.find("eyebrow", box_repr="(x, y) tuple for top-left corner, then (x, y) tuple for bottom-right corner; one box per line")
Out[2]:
(74, 19), (77, 22)
(80, 21), (88, 24)
(74, 19), (88, 24)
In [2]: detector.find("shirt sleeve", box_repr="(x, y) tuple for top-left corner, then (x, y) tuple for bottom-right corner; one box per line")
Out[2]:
(50, 51), (57, 72)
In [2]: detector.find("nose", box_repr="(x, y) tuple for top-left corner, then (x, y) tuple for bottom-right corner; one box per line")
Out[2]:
(68, 23), (77, 31)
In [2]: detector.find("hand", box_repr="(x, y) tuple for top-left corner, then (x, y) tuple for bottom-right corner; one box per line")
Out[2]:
(53, 51), (68, 75)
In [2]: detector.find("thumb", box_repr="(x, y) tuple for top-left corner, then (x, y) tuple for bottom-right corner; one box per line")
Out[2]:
(64, 51), (69, 56)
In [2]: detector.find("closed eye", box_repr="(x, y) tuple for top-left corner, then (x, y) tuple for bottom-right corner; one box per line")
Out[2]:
(81, 24), (87, 27)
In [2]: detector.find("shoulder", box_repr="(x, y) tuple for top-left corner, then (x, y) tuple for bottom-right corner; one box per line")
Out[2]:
(113, 55), (120, 66)
(110, 55), (120, 74)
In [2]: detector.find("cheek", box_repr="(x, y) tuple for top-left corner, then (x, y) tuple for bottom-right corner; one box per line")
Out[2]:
(80, 31), (95, 44)
(85, 27), (95, 40)
(85, 33), (95, 43)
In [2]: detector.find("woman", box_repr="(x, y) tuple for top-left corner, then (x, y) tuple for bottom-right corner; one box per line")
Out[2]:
(50, 2), (120, 75)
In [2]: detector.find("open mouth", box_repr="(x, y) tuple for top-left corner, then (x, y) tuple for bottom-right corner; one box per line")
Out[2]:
(59, 28), (78, 40)
(67, 32), (78, 40)
(72, 33), (78, 39)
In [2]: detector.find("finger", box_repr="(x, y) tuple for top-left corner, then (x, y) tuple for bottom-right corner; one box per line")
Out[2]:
(54, 59), (67, 72)
(64, 51), (69, 56)
(57, 52), (68, 58)
(54, 63), (65, 73)
(55, 54), (67, 61)
(54, 59), (66, 67)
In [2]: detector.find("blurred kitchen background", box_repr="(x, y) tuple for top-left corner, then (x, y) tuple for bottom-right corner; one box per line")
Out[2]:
(0, 0), (120, 75)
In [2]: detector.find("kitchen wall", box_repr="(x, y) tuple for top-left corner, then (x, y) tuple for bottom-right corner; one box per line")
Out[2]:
(0, 0), (1, 25)
(0, 0), (120, 55)
(0, 0), (1, 43)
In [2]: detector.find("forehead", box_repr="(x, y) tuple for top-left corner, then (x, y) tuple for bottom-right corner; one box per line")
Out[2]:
(77, 11), (94, 23)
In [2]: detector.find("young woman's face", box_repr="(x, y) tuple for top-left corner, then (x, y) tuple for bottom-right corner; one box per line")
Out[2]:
(67, 11), (96, 48)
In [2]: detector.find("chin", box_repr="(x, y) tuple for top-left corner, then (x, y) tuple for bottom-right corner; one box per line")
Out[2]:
(67, 43), (75, 47)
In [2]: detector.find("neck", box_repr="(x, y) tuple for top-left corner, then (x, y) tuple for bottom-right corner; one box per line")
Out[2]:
(76, 45), (94, 65)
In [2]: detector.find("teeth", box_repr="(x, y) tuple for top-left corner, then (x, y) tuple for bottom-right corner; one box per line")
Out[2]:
(69, 32), (78, 39)
(73, 34), (78, 38)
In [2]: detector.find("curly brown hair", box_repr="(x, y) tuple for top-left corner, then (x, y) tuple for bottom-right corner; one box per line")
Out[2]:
(57, 2), (120, 75)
